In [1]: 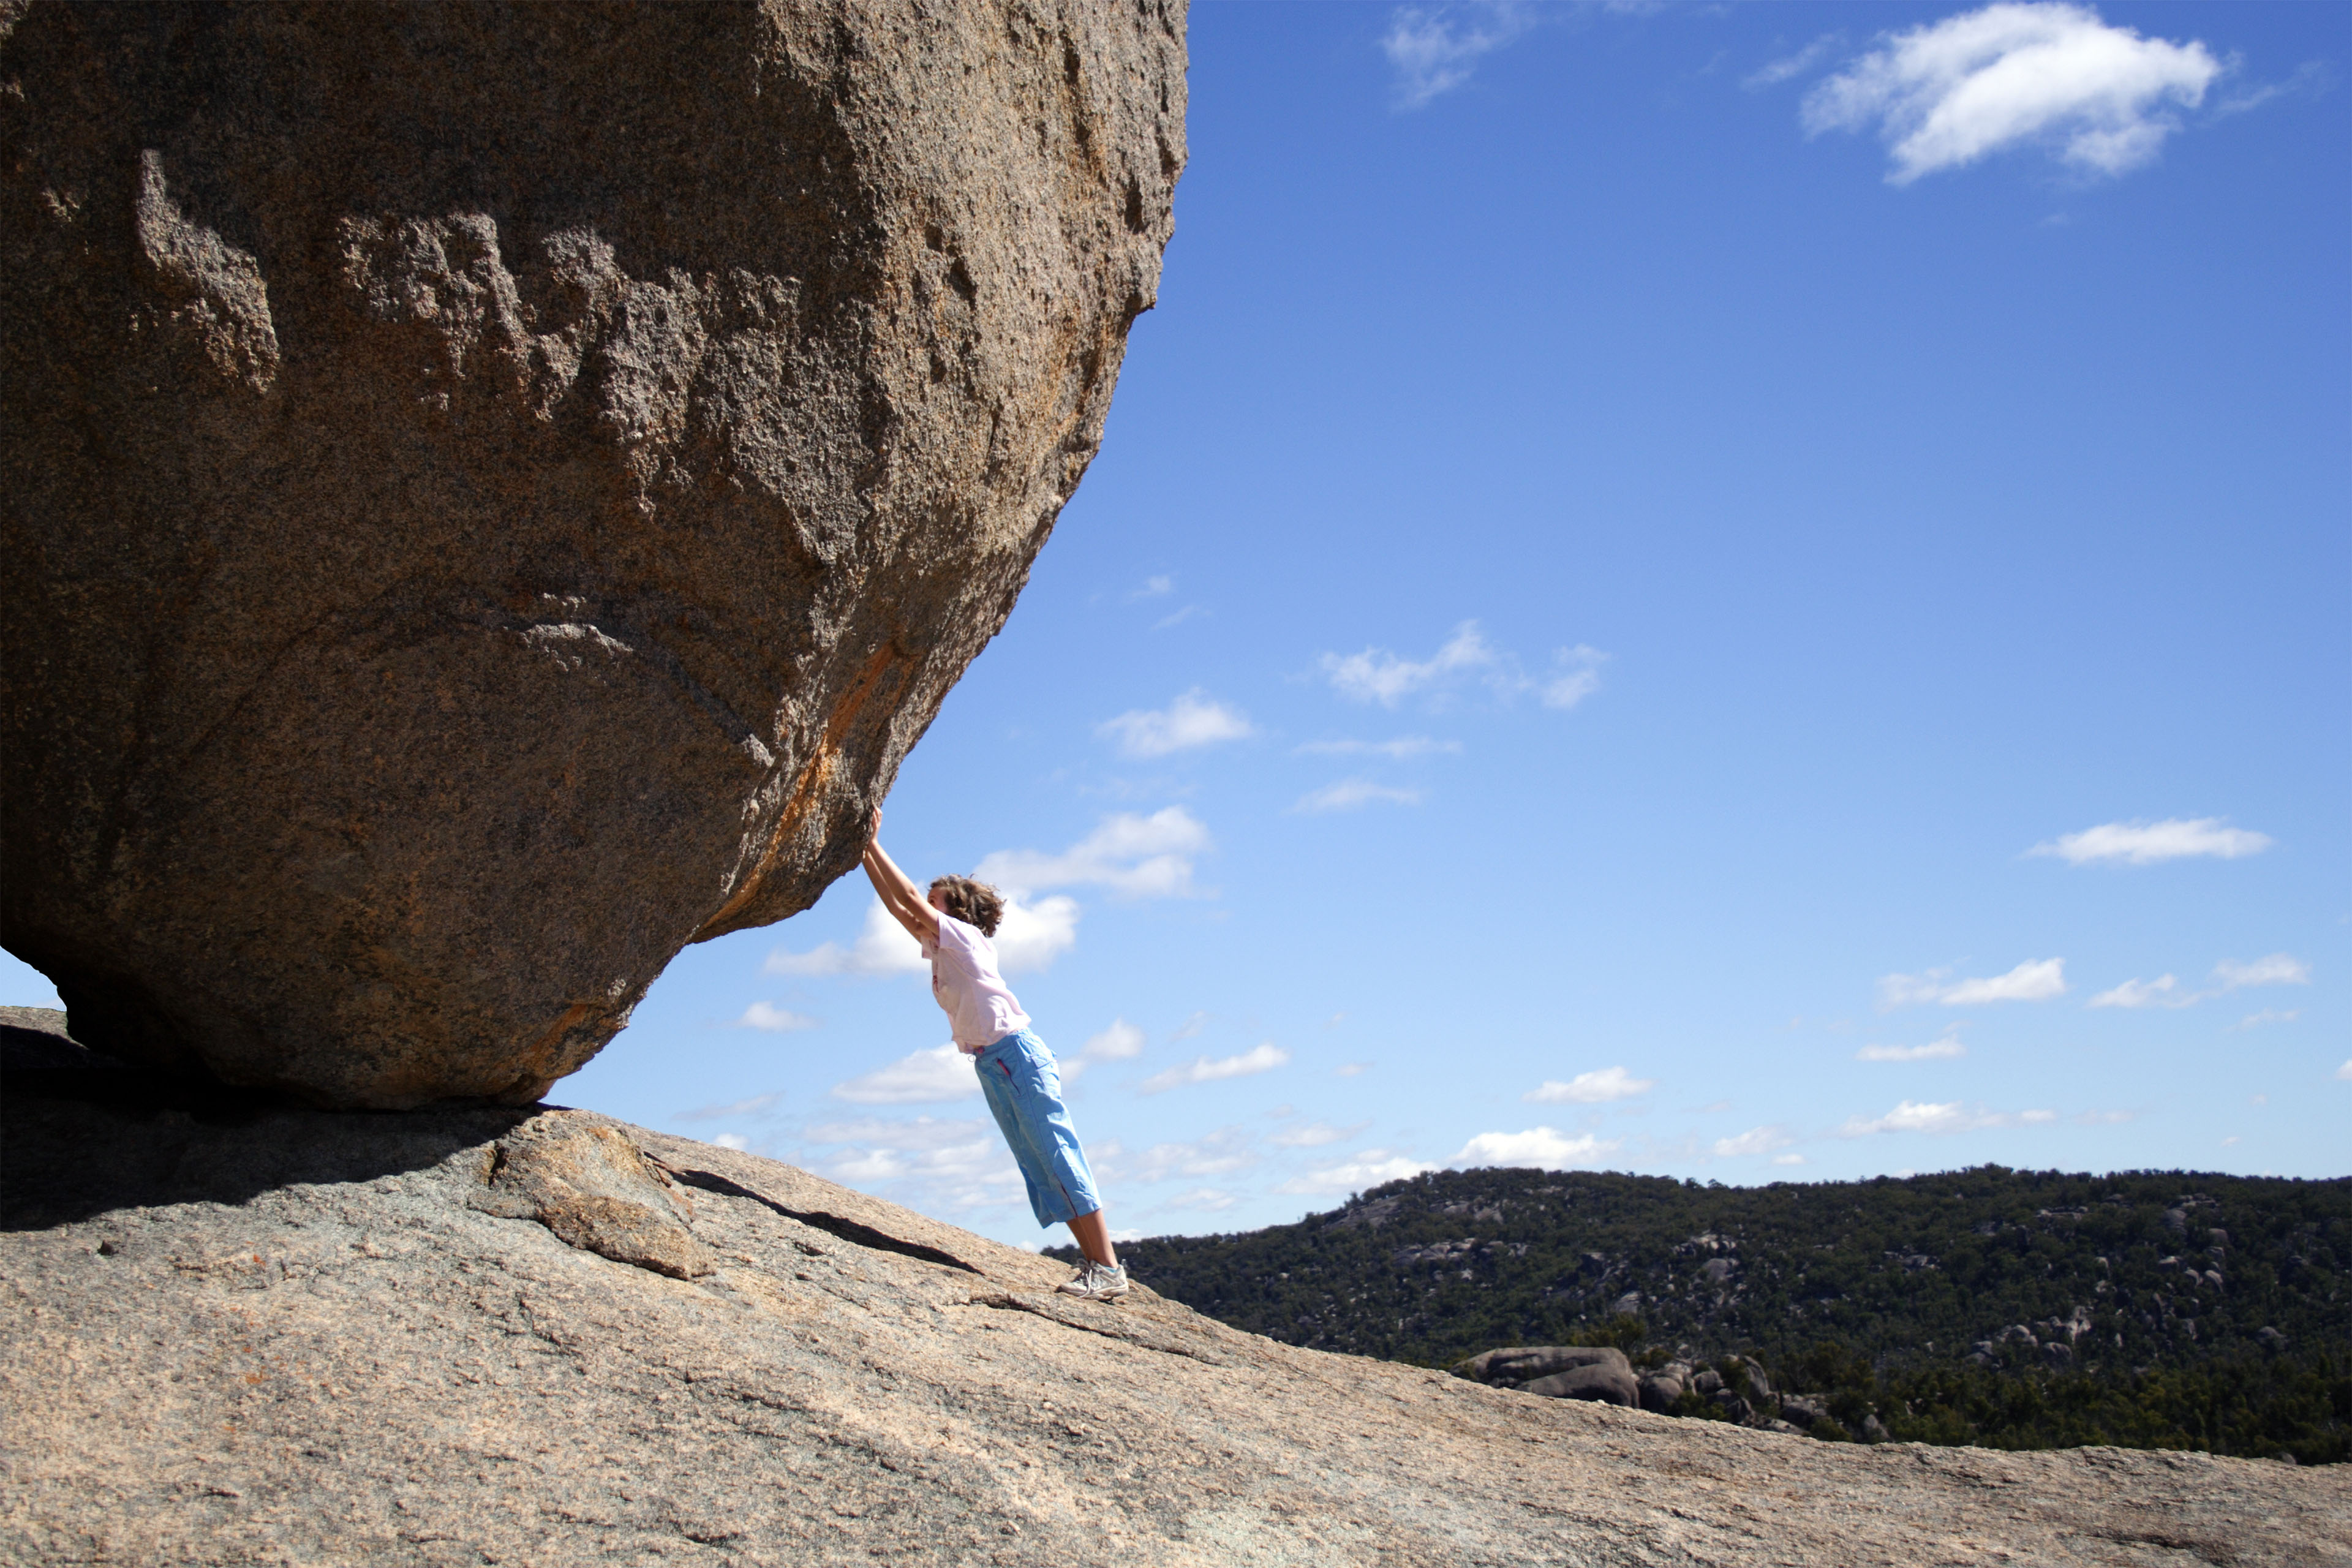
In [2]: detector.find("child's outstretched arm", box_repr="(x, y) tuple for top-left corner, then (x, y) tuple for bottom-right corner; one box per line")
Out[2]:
(862, 809), (940, 945)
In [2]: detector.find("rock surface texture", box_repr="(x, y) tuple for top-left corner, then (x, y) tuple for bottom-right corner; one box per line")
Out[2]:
(0, 1), (1185, 1106)
(5, 1013), (2346, 1567)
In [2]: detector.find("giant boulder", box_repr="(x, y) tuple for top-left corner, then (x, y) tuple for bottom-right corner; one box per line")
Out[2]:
(0, 1), (1185, 1106)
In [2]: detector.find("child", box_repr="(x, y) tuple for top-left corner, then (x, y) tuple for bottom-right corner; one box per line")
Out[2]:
(862, 810), (1128, 1300)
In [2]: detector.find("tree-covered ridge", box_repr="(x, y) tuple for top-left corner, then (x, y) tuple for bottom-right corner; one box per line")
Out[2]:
(1058, 1166), (2351, 1463)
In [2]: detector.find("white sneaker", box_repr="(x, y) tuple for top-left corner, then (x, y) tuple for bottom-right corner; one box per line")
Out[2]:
(1057, 1261), (1130, 1301)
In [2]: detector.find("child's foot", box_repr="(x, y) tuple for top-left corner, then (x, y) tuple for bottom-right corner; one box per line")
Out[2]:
(1057, 1261), (1130, 1301)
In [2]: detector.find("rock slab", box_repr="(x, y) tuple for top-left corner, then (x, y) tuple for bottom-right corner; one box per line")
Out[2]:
(0, 0), (1185, 1106)
(6, 1016), (2347, 1568)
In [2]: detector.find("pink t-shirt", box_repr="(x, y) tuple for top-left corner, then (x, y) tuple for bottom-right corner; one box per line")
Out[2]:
(923, 913), (1031, 1052)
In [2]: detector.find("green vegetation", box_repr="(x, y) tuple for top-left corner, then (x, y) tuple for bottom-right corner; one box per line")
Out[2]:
(1052, 1165), (2350, 1463)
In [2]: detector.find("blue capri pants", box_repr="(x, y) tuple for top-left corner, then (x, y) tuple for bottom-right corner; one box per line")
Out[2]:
(972, 1029), (1101, 1228)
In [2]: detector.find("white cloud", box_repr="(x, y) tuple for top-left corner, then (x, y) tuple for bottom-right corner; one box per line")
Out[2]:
(2076, 1109), (2135, 1125)
(1131, 575), (1174, 600)
(1097, 690), (1253, 758)
(1382, 2), (1534, 110)
(1803, 3), (2223, 183)
(804, 1115), (992, 1152)
(1295, 778), (1424, 813)
(1747, 33), (1844, 89)
(1450, 1126), (1623, 1169)
(1771, 1153), (1807, 1166)
(2336, 1059), (2351, 1082)
(1714, 1125), (1793, 1158)
(991, 895), (1082, 973)
(1278, 1151), (1437, 1194)
(1081, 1018), (1146, 1061)
(1524, 1066), (1656, 1104)
(2233, 1009), (2299, 1031)
(1857, 1026), (1967, 1061)
(1270, 1120), (1368, 1149)
(1879, 957), (2065, 1008)
(1321, 622), (1498, 706)
(674, 1091), (783, 1123)
(1319, 620), (1608, 714)
(766, 900), (926, 978)
(2030, 816), (2272, 865)
(829, 1044), (978, 1106)
(1840, 1099), (2059, 1136)
(2214, 953), (2310, 989)
(736, 1001), (819, 1032)
(2087, 974), (2196, 1010)
(1540, 646), (1608, 710)
(976, 808), (1210, 900)
(1153, 604), (1208, 632)
(1165, 1188), (1240, 1212)
(1131, 1128), (1259, 1182)
(1295, 736), (1461, 758)
(1170, 1011), (1210, 1041)
(1139, 1043), (1290, 1095)
(712, 1133), (749, 1151)
(1334, 1061), (1370, 1077)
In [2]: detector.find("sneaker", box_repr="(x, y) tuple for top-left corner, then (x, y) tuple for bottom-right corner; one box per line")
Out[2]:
(1057, 1261), (1130, 1302)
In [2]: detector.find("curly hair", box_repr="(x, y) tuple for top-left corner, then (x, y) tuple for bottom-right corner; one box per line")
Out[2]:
(927, 874), (1005, 937)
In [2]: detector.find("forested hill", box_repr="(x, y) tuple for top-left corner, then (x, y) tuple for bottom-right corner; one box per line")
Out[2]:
(1063, 1166), (2352, 1461)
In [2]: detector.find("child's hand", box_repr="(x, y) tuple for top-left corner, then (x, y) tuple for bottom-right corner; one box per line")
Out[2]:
(867, 805), (883, 844)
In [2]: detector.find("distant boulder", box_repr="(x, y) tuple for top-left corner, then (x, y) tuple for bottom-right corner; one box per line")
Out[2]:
(1523, 1363), (1638, 1408)
(1453, 1346), (1631, 1390)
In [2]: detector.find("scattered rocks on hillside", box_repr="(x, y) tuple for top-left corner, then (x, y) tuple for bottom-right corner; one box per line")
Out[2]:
(0, 0), (1185, 1107)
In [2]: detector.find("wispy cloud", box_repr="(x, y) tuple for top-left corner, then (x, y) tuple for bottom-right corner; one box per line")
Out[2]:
(1129, 575), (1174, 600)
(1524, 1066), (1655, 1104)
(1857, 1025), (1967, 1060)
(736, 1002), (819, 1032)
(1452, 1126), (1623, 1170)
(2214, 953), (2310, 989)
(1129, 1127), (1259, 1182)
(1139, 1043), (1290, 1095)
(2088, 974), (2195, 1010)
(1278, 1150), (1436, 1194)
(1803, 3), (2222, 184)
(1713, 1125), (1793, 1158)
(1270, 1120), (1370, 1149)
(1880, 957), (2066, 1008)
(1295, 778), (1424, 814)
(1164, 1187), (1240, 1212)
(2214, 59), (2333, 119)
(2084, 954), (2306, 1012)
(1321, 622), (1500, 706)
(674, 1091), (783, 1124)
(978, 808), (1212, 900)
(1295, 736), (1462, 759)
(1098, 690), (1253, 758)
(1082, 1019), (1146, 1061)
(2233, 1009), (2299, 1031)
(1841, 1099), (2056, 1136)
(1747, 33), (1844, 89)
(829, 1044), (979, 1106)
(2336, 1059), (2352, 1082)
(2030, 816), (2271, 865)
(1382, 2), (1536, 110)
(1540, 646), (1609, 710)
(1318, 621), (1609, 714)
(1334, 1061), (1371, 1078)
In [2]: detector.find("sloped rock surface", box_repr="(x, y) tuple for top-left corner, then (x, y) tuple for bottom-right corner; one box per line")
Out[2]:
(0, 0), (1185, 1107)
(4, 1014), (2346, 1567)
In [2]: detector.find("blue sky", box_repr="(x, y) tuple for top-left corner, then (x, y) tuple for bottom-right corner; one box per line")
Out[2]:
(7, 1), (2343, 1249)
